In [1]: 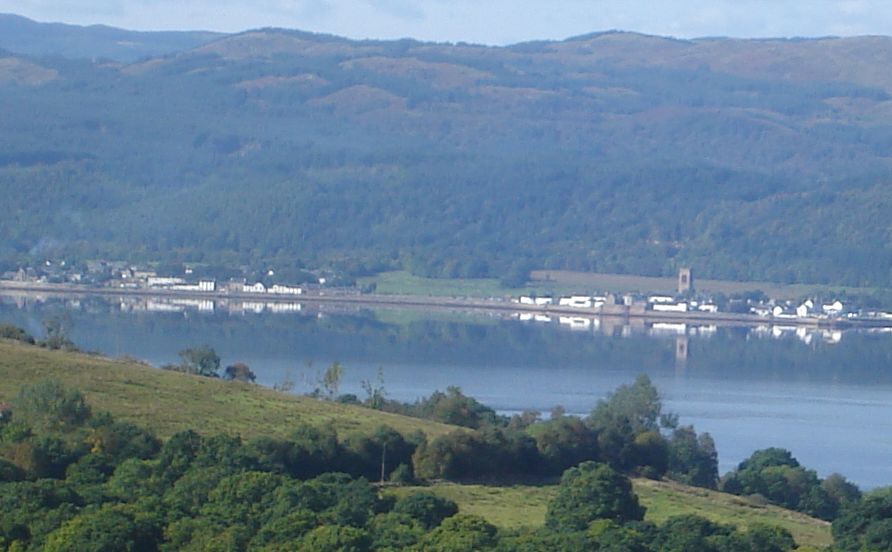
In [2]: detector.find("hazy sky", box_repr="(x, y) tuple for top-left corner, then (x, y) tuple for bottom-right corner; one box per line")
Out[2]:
(5, 0), (892, 43)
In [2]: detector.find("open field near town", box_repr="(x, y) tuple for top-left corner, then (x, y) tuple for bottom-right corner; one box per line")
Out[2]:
(360, 270), (584, 298)
(360, 269), (892, 303)
(531, 270), (887, 301)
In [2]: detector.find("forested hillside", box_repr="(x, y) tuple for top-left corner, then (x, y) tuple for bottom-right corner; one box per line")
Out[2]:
(3, 19), (892, 286)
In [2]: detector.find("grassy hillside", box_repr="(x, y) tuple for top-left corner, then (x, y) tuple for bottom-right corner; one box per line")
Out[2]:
(0, 339), (833, 548)
(0, 339), (455, 439)
(390, 480), (832, 548)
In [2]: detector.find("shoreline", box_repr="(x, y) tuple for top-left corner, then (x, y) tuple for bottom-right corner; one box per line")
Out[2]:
(1, 280), (886, 329)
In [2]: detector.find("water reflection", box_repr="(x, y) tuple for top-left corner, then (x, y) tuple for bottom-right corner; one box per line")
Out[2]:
(2, 292), (892, 487)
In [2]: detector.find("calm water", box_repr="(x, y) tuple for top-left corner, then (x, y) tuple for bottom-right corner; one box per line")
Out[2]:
(2, 293), (892, 488)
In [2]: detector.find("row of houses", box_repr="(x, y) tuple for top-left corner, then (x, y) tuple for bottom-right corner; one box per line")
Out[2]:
(516, 293), (718, 314)
(241, 282), (304, 295)
(761, 299), (846, 319)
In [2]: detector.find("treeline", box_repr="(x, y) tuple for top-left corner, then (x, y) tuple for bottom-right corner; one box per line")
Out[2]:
(157, 341), (863, 524)
(365, 377), (858, 522)
(0, 322), (78, 352)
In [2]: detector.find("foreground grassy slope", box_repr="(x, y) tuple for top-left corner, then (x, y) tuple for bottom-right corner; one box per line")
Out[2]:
(0, 339), (456, 439)
(0, 339), (832, 547)
(390, 480), (832, 548)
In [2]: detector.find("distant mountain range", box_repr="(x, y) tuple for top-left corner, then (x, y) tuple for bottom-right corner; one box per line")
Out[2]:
(1, 14), (891, 288)
(0, 14), (222, 62)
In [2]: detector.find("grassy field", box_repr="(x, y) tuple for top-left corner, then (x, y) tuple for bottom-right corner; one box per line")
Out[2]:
(0, 340), (456, 440)
(358, 271), (514, 298)
(358, 271), (580, 298)
(390, 479), (832, 549)
(531, 269), (885, 301)
(360, 269), (885, 303)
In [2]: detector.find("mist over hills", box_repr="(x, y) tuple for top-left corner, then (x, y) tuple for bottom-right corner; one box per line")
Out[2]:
(2, 14), (892, 287)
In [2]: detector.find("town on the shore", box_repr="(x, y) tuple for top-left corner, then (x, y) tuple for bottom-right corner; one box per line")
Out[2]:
(4, 261), (892, 335)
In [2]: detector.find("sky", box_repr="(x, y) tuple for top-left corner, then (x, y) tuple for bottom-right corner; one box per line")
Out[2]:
(4, 0), (892, 44)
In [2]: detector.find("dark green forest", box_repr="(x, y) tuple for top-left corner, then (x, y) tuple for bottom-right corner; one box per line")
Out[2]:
(3, 18), (892, 285)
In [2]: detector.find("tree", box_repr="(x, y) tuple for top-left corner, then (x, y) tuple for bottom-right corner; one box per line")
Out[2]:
(201, 471), (285, 531)
(297, 525), (371, 552)
(0, 324), (34, 344)
(320, 362), (343, 399)
(13, 380), (91, 433)
(651, 514), (734, 552)
(587, 519), (652, 552)
(418, 514), (498, 552)
(42, 504), (162, 552)
(832, 488), (892, 551)
(412, 430), (494, 480)
(223, 362), (256, 383)
(86, 416), (161, 463)
(40, 316), (76, 351)
(588, 375), (666, 435)
(533, 415), (599, 474)
(545, 461), (645, 531)
(361, 368), (386, 409)
(343, 425), (415, 482)
(0, 458), (25, 482)
(587, 375), (673, 472)
(369, 512), (425, 550)
(176, 346), (221, 378)
(251, 510), (317, 549)
(821, 473), (861, 507)
(414, 386), (501, 429)
(720, 448), (839, 520)
(392, 492), (458, 530)
(667, 426), (718, 489)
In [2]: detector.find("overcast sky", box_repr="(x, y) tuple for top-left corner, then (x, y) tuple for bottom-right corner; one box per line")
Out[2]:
(4, 0), (892, 44)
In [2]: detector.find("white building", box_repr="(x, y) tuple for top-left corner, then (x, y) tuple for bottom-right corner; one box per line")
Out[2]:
(243, 282), (266, 293)
(147, 277), (186, 288)
(653, 302), (688, 313)
(269, 284), (303, 295)
(519, 296), (553, 306)
(822, 301), (844, 315)
(648, 295), (675, 304)
(199, 280), (216, 292)
(559, 296), (593, 309)
(697, 303), (719, 313)
(751, 306), (772, 317)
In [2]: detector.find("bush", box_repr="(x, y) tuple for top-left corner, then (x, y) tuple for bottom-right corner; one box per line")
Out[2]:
(0, 325), (34, 344)
(392, 492), (458, 529)
(545, 461), (645, 531)
(13, 381), (91, 433)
